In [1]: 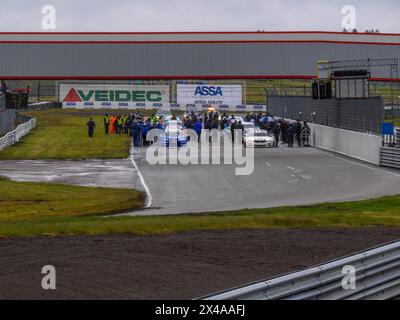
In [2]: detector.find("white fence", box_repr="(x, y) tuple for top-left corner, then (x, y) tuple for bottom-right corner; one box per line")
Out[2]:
(308, 123), (382, 165)
(0, 118), (36, 151)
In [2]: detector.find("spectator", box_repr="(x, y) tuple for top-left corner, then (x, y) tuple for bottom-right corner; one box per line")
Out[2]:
(273, 122), (281, 148)
(87, 117), (96, 138)
(103, 114), (110, 135)
(288, 123), (295, 147)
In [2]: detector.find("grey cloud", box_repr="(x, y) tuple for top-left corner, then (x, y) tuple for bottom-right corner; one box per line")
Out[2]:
(0, 0), (398, 32)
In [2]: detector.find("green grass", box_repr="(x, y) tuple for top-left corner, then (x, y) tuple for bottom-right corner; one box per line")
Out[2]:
(244, 79), (400, 105)
(1, 174), (400, 238)
(245, 79), (311, 104)
(0, 109), (131, 160)
(0, 176), (145, 222)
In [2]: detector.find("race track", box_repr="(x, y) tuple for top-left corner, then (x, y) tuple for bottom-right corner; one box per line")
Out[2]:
(1, 146), (400, 216)
(126, 145), (400, 215)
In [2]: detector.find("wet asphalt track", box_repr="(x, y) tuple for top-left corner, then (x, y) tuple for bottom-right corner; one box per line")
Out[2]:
(1, 146), (400, 216)
(0, 159), (143, 190)
(127, 145), (400, 215)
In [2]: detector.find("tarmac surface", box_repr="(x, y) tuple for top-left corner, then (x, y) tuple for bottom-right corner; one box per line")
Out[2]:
(126, 145), (400, 215)
(0, 228), (399, 299)
(1, 146), (400, 216)
(0, 159), (143, 190)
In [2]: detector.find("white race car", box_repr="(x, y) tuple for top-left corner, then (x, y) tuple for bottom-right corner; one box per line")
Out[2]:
(242, 121), (256, 131)
(163, 115), (181, 123)
(243, 128), (274, 148)
(230, 116), (245, 124)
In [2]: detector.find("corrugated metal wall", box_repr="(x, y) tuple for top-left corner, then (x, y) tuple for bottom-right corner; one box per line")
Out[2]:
(0, 43), (399, 78)
(0, 109), (15, 136)
(0, 94), (5, 110)
(268, 95), (384, 134)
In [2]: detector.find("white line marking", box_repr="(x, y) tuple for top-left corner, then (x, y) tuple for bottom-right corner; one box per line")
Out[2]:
(324, 151), (400, 178)
(129, 144), (153, 208)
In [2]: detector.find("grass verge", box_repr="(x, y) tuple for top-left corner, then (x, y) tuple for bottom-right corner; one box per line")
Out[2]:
(0, 109), (131, 160)
(0, 176), (144, 222)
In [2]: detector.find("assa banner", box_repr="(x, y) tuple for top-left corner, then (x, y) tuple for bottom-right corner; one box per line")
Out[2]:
(60, 83), (170, 108)
(177, 84), (242, 105)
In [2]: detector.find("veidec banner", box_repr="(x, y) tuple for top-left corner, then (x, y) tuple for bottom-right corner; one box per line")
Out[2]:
(60, 83), (170, 108)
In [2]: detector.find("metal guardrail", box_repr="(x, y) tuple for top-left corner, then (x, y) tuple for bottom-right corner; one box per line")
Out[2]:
(381, 147), (400, 169)
(201, 240), (400, 300)
(0, 118), (36, 151)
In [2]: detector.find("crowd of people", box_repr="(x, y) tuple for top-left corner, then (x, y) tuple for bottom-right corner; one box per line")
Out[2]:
(101, 112), (158, 147)
(86, 110), (311, 148)
(269, 118), (311, 148)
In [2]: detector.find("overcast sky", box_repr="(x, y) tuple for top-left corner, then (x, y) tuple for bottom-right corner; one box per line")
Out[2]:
(0, 0), (398, 32)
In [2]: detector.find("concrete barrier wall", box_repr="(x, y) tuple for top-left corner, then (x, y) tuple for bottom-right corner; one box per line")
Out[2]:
(0, 109), (15, 136)
(309, 123), (382, 165)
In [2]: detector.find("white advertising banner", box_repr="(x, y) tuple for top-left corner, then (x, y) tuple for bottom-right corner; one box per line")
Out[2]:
(60, 83), (170, 108)
(177, 84), (242, 105)
(62, 101), (266, 112)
